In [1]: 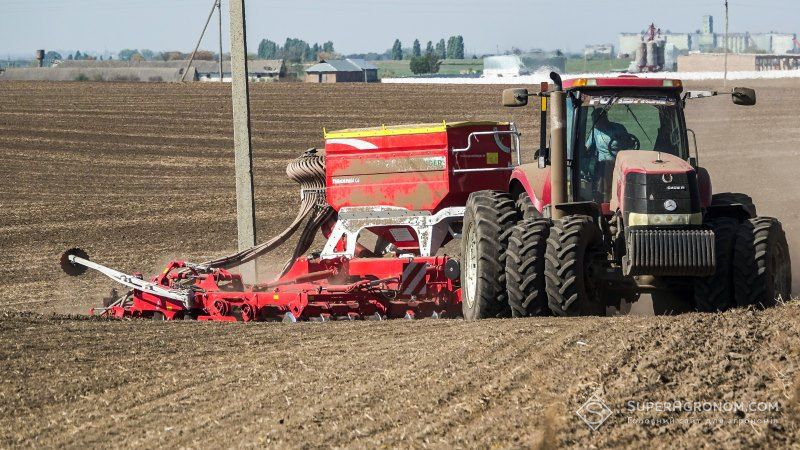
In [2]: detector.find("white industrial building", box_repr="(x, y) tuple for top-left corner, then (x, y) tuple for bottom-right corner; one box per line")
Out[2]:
(619, 16), (797, 57)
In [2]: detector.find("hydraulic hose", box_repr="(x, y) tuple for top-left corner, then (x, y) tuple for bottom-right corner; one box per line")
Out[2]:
(202, 148), (334, 272)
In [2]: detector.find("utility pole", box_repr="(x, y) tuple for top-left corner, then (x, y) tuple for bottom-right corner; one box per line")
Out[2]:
(218, 0), (224, 82)
(229, 0), (258, 283)
(724, 0), (729, 87)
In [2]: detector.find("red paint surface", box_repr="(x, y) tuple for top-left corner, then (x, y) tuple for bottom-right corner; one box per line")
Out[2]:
(325, 124), (513, 212)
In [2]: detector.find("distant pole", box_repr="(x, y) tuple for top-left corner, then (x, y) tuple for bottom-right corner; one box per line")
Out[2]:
(218, 0), (224, 82)
(181, 0), (220, 82)
(229, 0), (258, 283)
(724, 0), (729, 87)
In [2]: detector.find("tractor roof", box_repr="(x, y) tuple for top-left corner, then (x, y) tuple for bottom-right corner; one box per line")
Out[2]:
(562, 75), (683, 92)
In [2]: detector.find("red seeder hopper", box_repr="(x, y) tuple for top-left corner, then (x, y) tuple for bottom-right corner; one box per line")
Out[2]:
(62, 121), (521, 321)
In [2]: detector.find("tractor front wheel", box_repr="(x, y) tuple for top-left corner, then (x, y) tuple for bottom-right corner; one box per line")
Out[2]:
(545, 215), (605, 316)
(694, 217), (739, 312)
(461, 190), (519, 320)
(733, 217), (791, 308)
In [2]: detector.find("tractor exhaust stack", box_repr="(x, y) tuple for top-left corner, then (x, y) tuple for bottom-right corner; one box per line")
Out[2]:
(548, 73), (568, 219)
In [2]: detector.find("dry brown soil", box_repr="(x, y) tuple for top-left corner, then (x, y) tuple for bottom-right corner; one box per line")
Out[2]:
(1, 80), (799, 448)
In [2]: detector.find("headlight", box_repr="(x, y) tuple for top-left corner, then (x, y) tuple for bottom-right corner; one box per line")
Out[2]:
(627, 212), (702, 227)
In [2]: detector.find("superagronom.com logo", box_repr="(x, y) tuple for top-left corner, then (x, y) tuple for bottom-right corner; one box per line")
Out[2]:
(576, 393), (613, 431)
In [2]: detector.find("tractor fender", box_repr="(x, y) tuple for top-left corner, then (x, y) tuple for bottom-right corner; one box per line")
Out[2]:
(706, 192), (758, 221)
(509, 164), (551, 214)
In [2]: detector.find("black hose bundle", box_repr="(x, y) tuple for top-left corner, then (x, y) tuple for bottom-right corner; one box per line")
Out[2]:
(202, 148), (334, 272)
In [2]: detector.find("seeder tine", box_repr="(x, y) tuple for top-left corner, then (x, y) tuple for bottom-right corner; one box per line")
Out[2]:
(282, 312), (297, 323)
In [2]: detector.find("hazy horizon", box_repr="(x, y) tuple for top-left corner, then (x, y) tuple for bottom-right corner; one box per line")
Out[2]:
(2, 0), (798, 58)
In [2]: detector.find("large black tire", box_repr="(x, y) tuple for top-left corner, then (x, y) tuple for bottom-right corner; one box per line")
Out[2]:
(733, 217), (792, 308)
(544, 215), (605, 316)
(461, 190), (519, 320)
(505, 218), (552, 317)
(711, 192), (757, 219)
(694, 217), (739, 312)
(515, 192), (541, 221)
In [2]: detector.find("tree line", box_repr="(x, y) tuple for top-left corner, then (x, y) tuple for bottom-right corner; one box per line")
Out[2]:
(391, 36), (465, 74)
(257, 38), (336, 63)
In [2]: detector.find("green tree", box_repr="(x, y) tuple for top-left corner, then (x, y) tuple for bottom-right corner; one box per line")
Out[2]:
(446, 36), (465, 59)
(312, 43), (320, 60)
(425, 41), (434, 56)
(455, 35), (465, 59)
(436, 39), (446, 59)
(322, 41), (335, 53)
(409, 53), (440, 74)
(412, 39), (421, 57)
(118, 49), (140, 61)
(140, 49), (155, 60)
(391, 39), (403, 60)
(44, 51), (62, 62)
(282, 38), (313, 63)
(257, 39), (278, 59)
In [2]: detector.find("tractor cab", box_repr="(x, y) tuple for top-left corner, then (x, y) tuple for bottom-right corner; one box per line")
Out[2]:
(562, 78), (688, 205)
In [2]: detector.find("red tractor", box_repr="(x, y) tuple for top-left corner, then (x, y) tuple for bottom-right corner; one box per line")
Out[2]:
(461, 73), (791, 318)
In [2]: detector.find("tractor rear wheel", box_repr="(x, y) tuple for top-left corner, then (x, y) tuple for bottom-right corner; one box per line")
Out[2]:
(694, 217), (739, 312)
(461, 190), (519, 320)
(733, 217), (791, 308)
(505, 218), (552, 317)
(545, 215), (605, 316)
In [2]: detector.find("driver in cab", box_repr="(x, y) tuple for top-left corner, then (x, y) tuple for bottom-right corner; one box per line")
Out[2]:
(585, 108), (631, 201)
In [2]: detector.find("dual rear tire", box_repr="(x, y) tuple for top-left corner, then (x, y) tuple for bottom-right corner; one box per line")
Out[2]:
(462, 198), (607, 318)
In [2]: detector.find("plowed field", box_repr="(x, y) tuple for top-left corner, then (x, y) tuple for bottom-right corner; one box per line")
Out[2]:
(1, 80), (799, 448)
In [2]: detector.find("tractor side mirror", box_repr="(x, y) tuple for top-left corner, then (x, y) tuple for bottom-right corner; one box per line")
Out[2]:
(732, 87), (756, 106)
(535, 147), (550, 168)
(502, 88), (529, 107)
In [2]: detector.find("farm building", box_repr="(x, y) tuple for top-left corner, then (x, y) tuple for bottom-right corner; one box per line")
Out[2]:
(677, 53), (800, 72)
(304, 59), (378, 83)
(53, 59), (285, 82)
(192, 60), (285, 82)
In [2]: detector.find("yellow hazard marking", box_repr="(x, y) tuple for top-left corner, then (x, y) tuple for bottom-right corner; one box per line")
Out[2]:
(324, 121), (510, 139)
(273, 294), (280, 300)
(487, 152), (499, 165)
(541, 97), (547, 111)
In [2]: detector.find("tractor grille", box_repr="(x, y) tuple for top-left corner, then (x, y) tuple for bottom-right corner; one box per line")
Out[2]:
(624, 228), (715, 277)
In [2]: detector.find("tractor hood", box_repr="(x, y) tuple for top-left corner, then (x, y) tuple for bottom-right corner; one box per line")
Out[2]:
(610, 151), (700, 223)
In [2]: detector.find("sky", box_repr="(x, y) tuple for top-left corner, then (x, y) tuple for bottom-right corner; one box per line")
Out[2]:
(1, 0), (798, 58)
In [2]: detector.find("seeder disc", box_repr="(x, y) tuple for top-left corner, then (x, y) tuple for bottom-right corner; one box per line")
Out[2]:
(60, 248), (90, 277)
